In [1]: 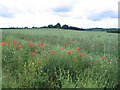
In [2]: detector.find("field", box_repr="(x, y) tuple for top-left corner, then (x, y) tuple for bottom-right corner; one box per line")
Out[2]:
(1, 28), (119, 88)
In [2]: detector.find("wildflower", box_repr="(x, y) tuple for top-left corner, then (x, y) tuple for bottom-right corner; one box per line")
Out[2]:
(18, 44), (22, 48)
(34, 51), (37, 53)
(33, 49), (36, 51)
(77, 48), (81, 51)
(76, 40), (78, 42)
(7, 40), (11, 44)
(40, 44), (43, 45)
(30, 42), (33, 45)
(43, 43), (46, 45)
(72, 40), (75, 41)
(24, 43), (28, 44)
(61, 47), (65, 49)
(64, 44), (67, 45)
(32, 62), (34, 65)
(33, 49), (37, 53)
(51, 52), (56, 54)
(68, 51), (72, 54)
(102, 58), (106, 60)
(32, 53), (35, 55)
(40, 46), (45, 48)
(49, 49), (53, 51)
(2, 42), (5, 46)
(14, 42), (17, 44)
(2, 43), (5, 46)
(81, 53), (85, 55)
(110, 59), (112, 62)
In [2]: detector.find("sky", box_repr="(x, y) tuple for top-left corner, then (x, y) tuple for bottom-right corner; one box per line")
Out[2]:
(0, 0), (119, 28)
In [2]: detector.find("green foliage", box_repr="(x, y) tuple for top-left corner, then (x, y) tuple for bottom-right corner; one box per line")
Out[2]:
(62, 24), (69, 29)
(107, 30), (120, 33)
(48, 24), (54, 28)
(54, 23), (61, 28)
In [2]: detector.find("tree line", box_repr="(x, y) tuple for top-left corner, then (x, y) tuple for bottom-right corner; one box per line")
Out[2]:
(1, 23), (119, 33)
(41, 23), (85, 30)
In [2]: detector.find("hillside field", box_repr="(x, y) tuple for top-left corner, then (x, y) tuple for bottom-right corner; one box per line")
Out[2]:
(1, 28), (119, 88)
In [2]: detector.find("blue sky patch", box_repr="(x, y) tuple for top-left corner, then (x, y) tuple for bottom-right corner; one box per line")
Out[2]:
(54, 6), (71, 12)
(88, 10), (117, 21)
(0, 12), (14, 18)
(0, 6), (14, 18)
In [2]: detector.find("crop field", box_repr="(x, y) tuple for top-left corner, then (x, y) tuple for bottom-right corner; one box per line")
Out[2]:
(1, 28), (119, 88)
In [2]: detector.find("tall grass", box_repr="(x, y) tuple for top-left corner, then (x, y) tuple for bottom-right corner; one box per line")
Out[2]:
(2, 29), (118, 88)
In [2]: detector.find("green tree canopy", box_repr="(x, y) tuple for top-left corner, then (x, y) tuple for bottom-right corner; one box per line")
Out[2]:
(48, 24), (54, 28)
(54, 23), (61, 28)
(62, 24), (69, 29)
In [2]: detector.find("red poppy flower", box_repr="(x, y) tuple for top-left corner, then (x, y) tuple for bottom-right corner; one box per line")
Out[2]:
(33, 49), (36, 51)
(33, 49), (37, 53)
(77, 48), (81, 51)
(68, 51), (72, 54)
(18, 44), (22, 48)
(24, 43), (28, 44)
(51, 52), (56, 54)
(14, 42), (17, 44)
(40, 46), (45, 48)
(102, 58), (106, 60)
(7, 40), (11, 44)
(2, 43), (5, 46)
(40, 44), (43, 45)
(30, 42), (33, 45)
(81, 53), (85, 55)
(2, 42), (5, 46)
(33, 45), (36, 47)
(61, 47), (65, 49)
(64, 44), (67, 45)
(43, 43), (46, 45)
(34, 50), (37, 53)
(69, 44), (73, 46)
(32, 53), (35, 55)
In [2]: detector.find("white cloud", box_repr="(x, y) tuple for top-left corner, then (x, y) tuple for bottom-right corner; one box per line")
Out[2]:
(0, 0), (119, 28)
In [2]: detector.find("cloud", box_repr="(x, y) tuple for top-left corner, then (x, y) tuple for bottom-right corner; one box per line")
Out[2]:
(0, 0), (118, 28)
(88, 10), (118, 21)
(0, 5), (14, 18)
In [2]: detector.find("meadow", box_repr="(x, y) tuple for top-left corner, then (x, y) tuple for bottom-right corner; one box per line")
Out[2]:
(1, 28), (119, 88)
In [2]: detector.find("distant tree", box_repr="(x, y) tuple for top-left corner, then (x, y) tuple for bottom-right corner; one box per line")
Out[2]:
(62, 24), (69, 29)
(32, 26), (35, 28)
(41, 26), (47, 28)
(68, 26), (79, 30)
(54, 23), (61, 28)
(48, 24), (54, 28)
(25, 27), (28, 28)
(40, 23), (84, 31)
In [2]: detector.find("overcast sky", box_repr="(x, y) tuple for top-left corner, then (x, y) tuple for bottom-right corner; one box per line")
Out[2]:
(0, 0), (119, 28)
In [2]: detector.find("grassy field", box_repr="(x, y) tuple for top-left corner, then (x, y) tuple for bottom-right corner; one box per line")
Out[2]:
(2, 28), (118, 88)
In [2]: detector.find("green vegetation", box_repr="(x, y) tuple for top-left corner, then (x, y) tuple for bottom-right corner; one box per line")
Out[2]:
(2, 28), (118, 88)
(107, 30), (120, 33)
